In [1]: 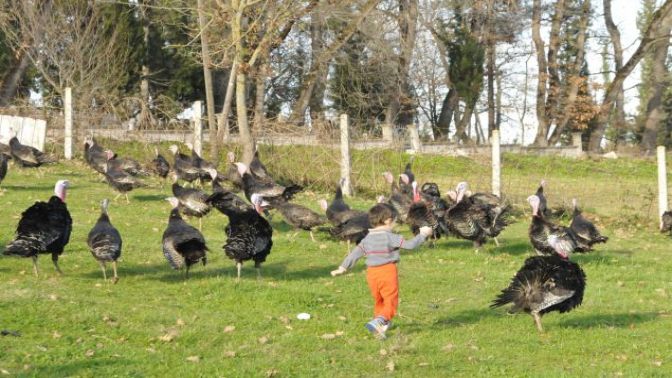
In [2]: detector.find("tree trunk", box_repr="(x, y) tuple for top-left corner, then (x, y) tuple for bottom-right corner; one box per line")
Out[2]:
(232, 0), (254, 164)
(531, 0), (549, 146)
(218, 59), (237, 143)
(394, 0), (418, 128)
(455, 99), (476, 144)
(486, 0), (496, 136)
(138, 0), (155, 130)
(0, 50), (31, 106)
(548, 0), (590, 145)
(197, 0), (217, 159)
(290, 0), (380, 124)
(436, 88), (458, 139)
(589, 0), (672, 151)
(603, 0), (626, 146)
(308, 8), (327, 125)
(253, 62), (266, 131)
(641, 13), (672, 152)
(542, 0), (566, 135)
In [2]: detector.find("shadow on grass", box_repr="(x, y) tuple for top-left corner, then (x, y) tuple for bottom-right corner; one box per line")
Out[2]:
(433, 308), (500, 328)
(132, 194), (167, 202)
(488, 241), (532, 256)
(556, 312), (659, 329)
(3, 184), (56, 191)
(572, 250), (633, 265)
(31, 358), (133, 376)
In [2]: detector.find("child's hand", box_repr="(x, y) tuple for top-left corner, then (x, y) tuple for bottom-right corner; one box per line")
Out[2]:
(330, 266), (346, 277)
(419, 226), (433, 237)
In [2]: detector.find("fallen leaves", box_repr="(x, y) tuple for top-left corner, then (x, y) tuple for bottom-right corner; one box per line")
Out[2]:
(186, 356), (200, 363)
(159, 329), (179, 342)
(258, 336), (269, 345)
(224, 325), (236, 333)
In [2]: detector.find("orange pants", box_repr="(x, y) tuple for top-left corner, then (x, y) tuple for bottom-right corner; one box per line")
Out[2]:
(366, 263), (399, 321)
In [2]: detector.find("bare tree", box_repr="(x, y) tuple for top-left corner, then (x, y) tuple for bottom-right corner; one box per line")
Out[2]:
(603, 0), (625, 146)
(588, 0), (672, 151)
(1, 1), (132, 112)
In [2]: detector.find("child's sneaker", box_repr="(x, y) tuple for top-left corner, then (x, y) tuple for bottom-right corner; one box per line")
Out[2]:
(365, 317), (387, 339)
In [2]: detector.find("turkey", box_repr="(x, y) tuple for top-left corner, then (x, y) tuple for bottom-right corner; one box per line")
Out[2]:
(169, 144), (201, 185)
(0, 141), (11, 158)
(382, 171), (412, 223)
(318, 182), (366, 226)
(398, 162), (415, 196)
(661, 210), (672, 235)
(171, 176), (215, 230)
(444, 182), (507, 251)
(462, 182), (511, 246)
(105, 150), (149, 177)
(0, 153), (8, 188)
(186, 142), (218, 184)
(206, 192), (273, 280)
(235, 162), (302, 204)
(162, 197), (209, 278)
(87, 199), (122, 283)
(103, 152), (146, 203)
(328, 212), (371, 250)
(3, 180), (72, 276)
(268, 197), (327, 242)
(407, 182), (450, 243)
(151, 147), (171, 179)
(250, 149), (271, 179)
(9, 136), (57, 167)
(569, 198), (608, 249)
(217, 151), (243, 192)
(535, 180), (552, 219)
(490, 242), (586, 332)
(84, 136), (108, 174)
(527, 195), (590, 256)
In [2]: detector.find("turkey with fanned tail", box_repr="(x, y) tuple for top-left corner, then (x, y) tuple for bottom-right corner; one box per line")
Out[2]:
(491, 228), (586, 332)
(162, 197), (208, 278)
(206, 192), (273, 280)
(87, 199), (122, 283)
(3, 180), (72, 276)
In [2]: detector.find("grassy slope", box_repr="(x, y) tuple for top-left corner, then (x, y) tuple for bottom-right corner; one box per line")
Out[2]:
(0, 149), (670, 377)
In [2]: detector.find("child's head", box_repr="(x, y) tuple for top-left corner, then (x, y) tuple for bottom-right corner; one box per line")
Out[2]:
(368, 203), (398, 227)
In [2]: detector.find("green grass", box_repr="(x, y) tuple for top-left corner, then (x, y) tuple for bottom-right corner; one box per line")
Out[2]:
(0, 149), (671, 377)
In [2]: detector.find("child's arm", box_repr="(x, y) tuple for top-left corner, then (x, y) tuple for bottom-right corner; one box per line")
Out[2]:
(392, 227), (432, 250)
(331, 244), (365, 276)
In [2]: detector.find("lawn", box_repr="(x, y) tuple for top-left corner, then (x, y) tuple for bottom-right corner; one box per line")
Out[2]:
(0, 146), (670, 377)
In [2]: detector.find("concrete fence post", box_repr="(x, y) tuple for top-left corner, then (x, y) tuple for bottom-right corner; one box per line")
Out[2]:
(658, 145), (669, 218)
(340, 113), (353, 197)
(64, 87), (73, 159)
(408, 124), (421, 153)
(193, 101), (203, 156)
(492, 129), (501, 197)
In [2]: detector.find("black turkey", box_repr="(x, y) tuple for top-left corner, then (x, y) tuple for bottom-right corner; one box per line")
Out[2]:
(0, 153), (8, 188)
(491, 246), (586, 332)
(268, 197), (326, 242)
(103, 152), (146, 203)
(151, 147), (171, 179)
(535, 180), (552, 219)
(382, 171), (412, 223)
(84, 136), (108, 174)
(217, 151), (243, 192)
(9, 136), (57, 167)
(318, 182), (365, 226)
(169, 144), (200, 185)
(661, 210), (672, 235)
(186, 142), (218, 184)
(3, 180), (72, 276)
(206, 192), (273, 280)
(0, 141), (11, 158)
(87, 199), (122, 283)
(462, 182), (511, 246)
(569, 198), (608, 249)
(250, 149), (271, 179)
(328, 212), (371, 250)
(171, 179), (212, 230)
(105, 150), (149, 177)
(527, 195), (590, 256)
(407, 182), (450, 243)
(444, 182), (507, 251)
(235, 162), (302, 204)
(162, 197), (208, 278)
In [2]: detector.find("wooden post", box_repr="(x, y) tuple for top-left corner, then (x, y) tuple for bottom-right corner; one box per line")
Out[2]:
(491, 129), (501, 197)
(658, 145), (668, 217)
(382, 123), (393, 143)
(64, 87), (73, 159)
(340, 114), (353, 197)
(193, 101), (203, 156)
(407, 124), (421, 153)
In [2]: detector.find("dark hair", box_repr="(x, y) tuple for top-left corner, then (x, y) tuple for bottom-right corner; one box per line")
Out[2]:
(368, 203), (398, 226)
